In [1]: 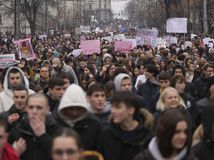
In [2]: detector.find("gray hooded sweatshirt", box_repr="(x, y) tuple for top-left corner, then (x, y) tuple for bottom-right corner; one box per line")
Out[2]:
(58, 84), (89, 127)
(114, 73), (132, 91)
(0, 67), (34, 113)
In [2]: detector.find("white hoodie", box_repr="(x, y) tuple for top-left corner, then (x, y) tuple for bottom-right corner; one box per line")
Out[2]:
(0, 67), (34, 113)
(58, 84), (89, 127)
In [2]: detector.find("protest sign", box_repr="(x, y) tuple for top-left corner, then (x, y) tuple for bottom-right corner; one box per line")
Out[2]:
(209, 42), (214, 48)
(0, 54), (16, 68)
(136, 29), (158, 47)
(163, 36), (178, 47)
(115, 41), (133, 52)
(102, 36), (113, 42)
(113, 34), (125, 41)
(75, 28), (81, 35)
(64, 34), (71, 38)
(38, 35), (47, 40)
(80, 40), (100, 55)
(80, 25), (91, 33)
(203, 38), (210, 45)
(124, 39), (137, 48)
(167, 18), (187, 33)
(184, 41), (193, 49)
(72, 49), (82, 57)
(14, 38), (35, 60)
(156, 38), (166, 48)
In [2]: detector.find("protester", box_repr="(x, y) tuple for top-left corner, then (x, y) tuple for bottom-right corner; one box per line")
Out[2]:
(0, 86), (28, 131)
(87, 83), (111, 128)
(9, 93), (60, 160)
(51, 58), (79, 85)
(194, 64), (214, 99)
(0, 67), (34, 112)
(36, 66), (50, 90)
(55, 84), (102, 150)
(1, 22), (214, 160)
(192, 106), (214, 160)
(98, 91), (153, 160)
(46, 77), (65, 112)
(51, 128), (83, 160)
(138, 64), (160, 112)
(0, 118), (21, 160)
(134, 109), (196, 160)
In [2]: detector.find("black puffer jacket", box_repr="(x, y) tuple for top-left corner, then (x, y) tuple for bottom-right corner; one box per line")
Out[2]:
(192, 106), (214, 160)
(8, 114), (60, 160)
(98, 108), (154, 160)
(0, 104), (25, 132)
(54, 113), (102, 150)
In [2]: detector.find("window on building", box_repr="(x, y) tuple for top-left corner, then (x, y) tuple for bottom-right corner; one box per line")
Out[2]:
(89, 4), (92, 10)
(104, 3), (107, 9)
(99, 0), (101, 8)
(0, 14), (3, 24)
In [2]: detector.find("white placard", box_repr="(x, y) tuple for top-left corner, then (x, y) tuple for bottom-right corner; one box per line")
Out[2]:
(0, 54), (16, 68)
(167, 18), (187, 33)
(184, 41), (193, 49)
(136, 29), (158, 47)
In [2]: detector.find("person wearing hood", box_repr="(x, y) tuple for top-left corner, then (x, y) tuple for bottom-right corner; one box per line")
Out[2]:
(55, 84), (102, 150)
(87, 83), (111, 129)
(114, 73), (147, 108)
(98, 91), (154, 160)
(192, 106), (214, 160)
(51, 58), (79, 85)
(0, 67), (34, 113)
(134, 108), (196, 160)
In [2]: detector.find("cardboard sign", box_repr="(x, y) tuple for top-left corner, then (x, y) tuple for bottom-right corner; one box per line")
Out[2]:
(38, 35), (47, 40)
(102, 36), (113, 42)
(203, 38), (210, 45)
(113, 34), (125, 41)
(72, 49), (82, 57)
(156, 38), (166, 48)
(115, 41), (133, 52)
(14, 38), (35, 60)
(167, 18), (187, 33)
(124, 39), (137, 48)
(80, 40), (100, 55)
(137, 29), (158, 47)
(0, 54), (16, 68)
(184, 41), (193, 49)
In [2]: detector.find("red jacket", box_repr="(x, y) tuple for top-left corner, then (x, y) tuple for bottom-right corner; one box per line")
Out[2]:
(1, 143), (19, 160)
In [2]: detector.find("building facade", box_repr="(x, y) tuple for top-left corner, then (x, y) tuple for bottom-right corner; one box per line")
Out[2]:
(0, 0), (58, 34)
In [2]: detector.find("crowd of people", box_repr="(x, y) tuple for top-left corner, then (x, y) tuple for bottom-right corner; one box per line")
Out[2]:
(0, 30), (213, 160)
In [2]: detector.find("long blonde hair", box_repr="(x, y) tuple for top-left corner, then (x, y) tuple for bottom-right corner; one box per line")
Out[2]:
(156, 87), (186, 111)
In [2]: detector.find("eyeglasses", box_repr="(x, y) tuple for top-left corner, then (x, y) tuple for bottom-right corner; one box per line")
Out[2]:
(53, 149), (79, 156)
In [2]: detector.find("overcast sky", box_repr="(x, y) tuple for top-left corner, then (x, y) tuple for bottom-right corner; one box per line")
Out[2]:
(111, 0), (130, 18)
(111, 0), (130, 13)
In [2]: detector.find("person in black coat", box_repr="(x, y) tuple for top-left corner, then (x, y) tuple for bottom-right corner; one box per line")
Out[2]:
(192, 106), (214, 160)
(137, 65), (160, 113)
(98, 91), (154, 160)
(8, 93), (60, 160)
(0, 86), (28, 132)
(194, 64), (214, 100)
(170, 75), (199, 129)
(55, 84), (102, 150)
(134, 109), (197, 160)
